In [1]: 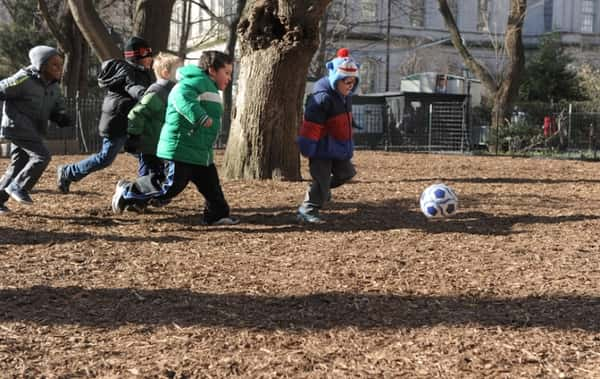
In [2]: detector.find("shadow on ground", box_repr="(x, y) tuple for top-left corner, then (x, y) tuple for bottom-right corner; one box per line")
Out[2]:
(0, 286), (598, 331)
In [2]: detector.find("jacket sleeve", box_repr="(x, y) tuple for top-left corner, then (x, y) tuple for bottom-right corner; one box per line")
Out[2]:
(127, 92), (163, 135)
(49, 91), (72, 128)
(296, 93), (329, 157)
(0, 72), (28, 101)
(170, 82), (210, 128)
(124, 70), (148, 101)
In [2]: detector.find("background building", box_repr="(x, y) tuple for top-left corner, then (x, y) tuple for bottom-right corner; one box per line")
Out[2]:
(168, 0), (600, 94)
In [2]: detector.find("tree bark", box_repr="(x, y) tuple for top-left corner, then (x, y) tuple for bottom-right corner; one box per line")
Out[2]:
(68, 0), (121, 61)
(221, 0), (246, 138)
(437, 0), (526, 131)
(223, 0), (331, 180)
(132, 0), (176, 52)
(38, 0), (89, 97)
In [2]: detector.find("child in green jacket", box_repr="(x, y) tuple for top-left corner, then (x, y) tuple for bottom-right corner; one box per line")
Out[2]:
(111, 50), (239, 225)
(126, 52), (182, 178)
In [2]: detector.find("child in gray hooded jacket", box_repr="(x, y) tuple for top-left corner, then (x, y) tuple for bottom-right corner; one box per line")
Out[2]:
(0, 45), (72, 214)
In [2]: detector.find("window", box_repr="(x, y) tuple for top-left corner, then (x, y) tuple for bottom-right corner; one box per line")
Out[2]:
(359, 58), (379, 94)
(408, 0), (425, 27)
(361, 0), (377, 22)
(477, 0), (489, 32)
(582, 0), (595, 33)
(329, 0), (345, 21)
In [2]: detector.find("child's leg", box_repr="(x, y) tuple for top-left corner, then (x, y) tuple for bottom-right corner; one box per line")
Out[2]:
(2, 139), (51, 193)
(122, 160), (191, 206)
(62, 136), (127, 182)
(0, 143), (27, 194)
(137, 153), (164, 178)
(299, 158), (333, 216)
(0, 143), (27, 205)
(190, 164), (230, 224)
(330, 159), (356, 189)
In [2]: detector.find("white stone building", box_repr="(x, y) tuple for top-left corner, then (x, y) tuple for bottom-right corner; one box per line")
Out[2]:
(168, 0), (600, 94)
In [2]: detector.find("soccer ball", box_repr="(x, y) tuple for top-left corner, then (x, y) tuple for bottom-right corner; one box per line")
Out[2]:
(419, 183), (458, 218)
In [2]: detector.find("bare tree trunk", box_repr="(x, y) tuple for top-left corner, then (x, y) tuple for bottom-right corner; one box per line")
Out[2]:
(437, 0), (526, 132)
(308, 10), (329, 79)
(68, 0), (120, 61)
(38, 0), (88, 97)
(221, 0), (246, 139)
(133, 0), (176, 52)
(223, 0), (330, 180)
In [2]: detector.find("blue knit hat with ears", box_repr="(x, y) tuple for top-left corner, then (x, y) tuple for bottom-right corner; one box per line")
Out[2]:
(326, 48), (360, 92)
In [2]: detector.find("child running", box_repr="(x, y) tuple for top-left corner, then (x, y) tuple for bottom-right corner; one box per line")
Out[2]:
(111, 50), (239, 226)
(0, 45), (72, 214)
(296, 48), (360, 224)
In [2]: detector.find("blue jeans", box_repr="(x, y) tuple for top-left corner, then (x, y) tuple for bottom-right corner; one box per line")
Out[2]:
(137, 153), (164, 178)
(62, 136), (127, 182)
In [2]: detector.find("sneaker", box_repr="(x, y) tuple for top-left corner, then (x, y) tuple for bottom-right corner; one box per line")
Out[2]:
(206, 216), (240, 226)
(0, 203), (10, 215)
(296, 211), (324, 224)
(56, 165), (71, 193)
(5, 187), (33, 205)
(111, 180), (129, 214)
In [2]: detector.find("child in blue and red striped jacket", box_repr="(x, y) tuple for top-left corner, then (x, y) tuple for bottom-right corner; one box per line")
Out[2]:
(296, 48), (360, 224)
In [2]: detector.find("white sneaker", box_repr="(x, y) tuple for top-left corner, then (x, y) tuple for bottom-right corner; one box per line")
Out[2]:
(111, 180), (129, 214)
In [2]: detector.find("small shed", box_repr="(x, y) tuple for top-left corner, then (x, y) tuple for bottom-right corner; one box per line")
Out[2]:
(352, 91), (471, 151)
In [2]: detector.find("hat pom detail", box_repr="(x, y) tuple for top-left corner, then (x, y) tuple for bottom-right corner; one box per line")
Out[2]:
(337, 48), (350, 58)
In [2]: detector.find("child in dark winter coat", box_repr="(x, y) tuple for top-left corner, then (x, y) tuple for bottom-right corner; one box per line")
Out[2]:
(0, 45), (72, 214)
(56, 36), (154, 194)
(296, 48), (360, 224)
(111, 50), (239, 226)
(125, 52), (182, 178)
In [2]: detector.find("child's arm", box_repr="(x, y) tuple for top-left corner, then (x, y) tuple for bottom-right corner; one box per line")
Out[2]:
(297, 94), (329, 157)
(124, 70), (149, 101)
(49, 93), (72, 128)
(0, 72), (27, 101)
(127, 92), (163, 135)
(170, 83), (211, 131)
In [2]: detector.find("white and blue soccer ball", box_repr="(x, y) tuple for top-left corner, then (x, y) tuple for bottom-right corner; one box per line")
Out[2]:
(419, 183), (458, 218)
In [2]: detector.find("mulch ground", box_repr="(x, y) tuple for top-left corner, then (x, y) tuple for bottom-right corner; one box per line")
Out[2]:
(1, 150), (600, 378)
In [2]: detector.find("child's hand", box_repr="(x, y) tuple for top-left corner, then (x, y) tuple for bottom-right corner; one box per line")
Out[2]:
(203, 118), (213, 128)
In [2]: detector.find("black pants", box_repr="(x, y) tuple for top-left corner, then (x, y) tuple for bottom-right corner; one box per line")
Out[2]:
(123, 160), (230, 223)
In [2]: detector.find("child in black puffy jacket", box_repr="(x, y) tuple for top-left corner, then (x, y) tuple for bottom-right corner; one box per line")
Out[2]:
(56, 36), (154, 194)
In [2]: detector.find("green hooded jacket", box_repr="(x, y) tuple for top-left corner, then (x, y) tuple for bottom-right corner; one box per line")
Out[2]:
(156, 65), (222, 166)
(127, 78), (175, 154)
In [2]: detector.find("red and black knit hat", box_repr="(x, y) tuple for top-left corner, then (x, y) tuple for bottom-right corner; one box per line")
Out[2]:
(123, 36), (152, 61)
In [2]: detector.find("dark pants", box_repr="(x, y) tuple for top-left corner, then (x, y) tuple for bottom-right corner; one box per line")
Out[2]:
(299, 158), (356, 215)
(123, 161), (230, 223)
(0, 139), (51, 203)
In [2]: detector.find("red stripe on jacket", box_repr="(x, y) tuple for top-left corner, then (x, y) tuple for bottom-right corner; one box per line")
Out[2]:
(299, 119), (325, 140)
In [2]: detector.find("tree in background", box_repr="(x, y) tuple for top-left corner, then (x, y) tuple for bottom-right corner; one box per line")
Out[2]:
(438, 0), (526, 133)
(38, 0), (92, 97)
(519, 33), (581, 102)
(0, 0), (53, 78)
(67, 0), (175, 62)
(223, 0), (331, 180)
(578, 63), (600, 104)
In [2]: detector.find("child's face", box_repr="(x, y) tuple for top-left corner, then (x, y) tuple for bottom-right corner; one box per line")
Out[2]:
(336, 77), (356, 96)
(42, 55), (64, 82)
(139, 56), (153, 69)
(208, 63), (233, 91)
